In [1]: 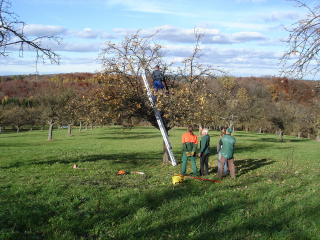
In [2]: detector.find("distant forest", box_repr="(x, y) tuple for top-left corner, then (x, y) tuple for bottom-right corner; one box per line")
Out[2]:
(0, 73), (319, 141)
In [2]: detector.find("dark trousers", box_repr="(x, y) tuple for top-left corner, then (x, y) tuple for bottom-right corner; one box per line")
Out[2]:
(217, 156), (236, 178)
(200, 153), (209, 176)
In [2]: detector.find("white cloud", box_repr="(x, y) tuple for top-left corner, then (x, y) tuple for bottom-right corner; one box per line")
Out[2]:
(53, 41), (103, 52)
(75, 28), (102, 39)
(0, 57), (35, 66)
(106, 0), (195, 16)
(163, 44), (282, 70)
(111, 26), (268, 44)
(4, 37), (104, 53)
(100, 32), (117, 39)
(256, 11), (305, 22)
(112, 25), (220, 43)
(217, 21), (271, 31)
(256, 36), (287, 46)
(60, 56), (97, 65)
(203, 31), (269, 44)
(24, 24), (68, 36)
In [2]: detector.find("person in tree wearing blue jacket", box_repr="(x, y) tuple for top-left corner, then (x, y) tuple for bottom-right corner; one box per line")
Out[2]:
(152, 65), (166, 100)
(198, 128), (210, 176)
(217, 128), (236, 178)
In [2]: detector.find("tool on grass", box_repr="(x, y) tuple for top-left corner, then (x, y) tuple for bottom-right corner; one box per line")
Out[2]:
(169, 173), (221, 184)
(117, 170), (145, 175)
(172, 174), (184, 184)
(73, 164), (86, 170)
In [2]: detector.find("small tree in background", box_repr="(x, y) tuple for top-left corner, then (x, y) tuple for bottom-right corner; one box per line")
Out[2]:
(3, 106), (26, 133)
(37, 83), (76, 140)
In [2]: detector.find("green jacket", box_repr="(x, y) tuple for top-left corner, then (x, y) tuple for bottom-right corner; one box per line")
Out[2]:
(220, 134), (236, 159)
(182, 142), (197, 153)
(199, 134), (210, 155)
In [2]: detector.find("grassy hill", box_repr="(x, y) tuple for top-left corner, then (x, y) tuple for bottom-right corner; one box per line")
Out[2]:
(0, 127), (319, 239)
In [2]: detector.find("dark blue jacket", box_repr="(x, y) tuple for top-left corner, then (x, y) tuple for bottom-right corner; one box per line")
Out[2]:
(152, 70), (164, 83)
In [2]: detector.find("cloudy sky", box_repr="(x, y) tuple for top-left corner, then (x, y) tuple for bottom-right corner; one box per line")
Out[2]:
(1, 0), (314, 77)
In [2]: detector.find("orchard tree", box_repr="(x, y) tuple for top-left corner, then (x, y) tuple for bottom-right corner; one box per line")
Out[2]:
(97, 29), (225, 162)
(3, 106), (26, 133)
(59, 87), (77, 137)
(270, 101), (296, 142)
(25, 107), (40, 132)
(37, 84), (75, 140)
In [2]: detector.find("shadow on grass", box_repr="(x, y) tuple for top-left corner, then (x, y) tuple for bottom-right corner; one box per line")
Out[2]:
(97, 134), (161, 140)
(234, 158), (275, 177)
(249, 137), (310, 143)
(208, 158), (275, 177)
(110, 185), (319, 239)
(0, 151), (169, 170)
(1, 172), (319, 239)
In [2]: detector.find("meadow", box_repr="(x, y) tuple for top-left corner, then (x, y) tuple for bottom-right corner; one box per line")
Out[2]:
(0, 126), (319, 239)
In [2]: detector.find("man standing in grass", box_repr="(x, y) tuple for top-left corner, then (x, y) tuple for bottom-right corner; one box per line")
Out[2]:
(217, 128), (236, 178)
(198, 128), (210, 176)
(181, 126), (198, 176)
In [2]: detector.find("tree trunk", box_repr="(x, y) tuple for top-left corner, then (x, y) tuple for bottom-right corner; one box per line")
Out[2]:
(0, 127), (1, 134)
(48, 122), (53, 140)
(67, 124), (72, 137)
(30, 126), (32, 132)
(316, 130), (319, 141)
(41, 126), (43, 131)
(16, 126), (19, 133)
(279, 129), (282, 138)
(172, 127), (174, 132)
(280, 130), (283, 142)
(276, 130), (278, 135)
(308, 133), (310, 139)
(259, 127), (262, 134)
(91, 124), (93, 130)
(58, 124), (60, 130)
(79, 121), (82, 133)
(245, 126), (248, 132)
(298, 132), (301, 139)
(163, 140), (170, 164)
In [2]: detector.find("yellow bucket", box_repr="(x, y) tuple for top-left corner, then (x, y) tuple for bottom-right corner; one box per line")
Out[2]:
(172, 174), (184, 184)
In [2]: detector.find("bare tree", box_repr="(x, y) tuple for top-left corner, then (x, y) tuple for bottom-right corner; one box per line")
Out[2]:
(0, 0), (61, 70)
(280, 0), (320, 79)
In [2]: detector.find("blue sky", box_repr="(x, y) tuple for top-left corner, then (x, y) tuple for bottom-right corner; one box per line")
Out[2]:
(1, 0), (315, 77)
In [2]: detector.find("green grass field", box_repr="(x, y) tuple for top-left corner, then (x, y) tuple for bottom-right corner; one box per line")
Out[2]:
(0, 126), (319, 239)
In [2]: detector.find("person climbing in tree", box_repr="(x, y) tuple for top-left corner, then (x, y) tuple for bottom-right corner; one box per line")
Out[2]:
(181, 125), (198, 176)
(152, 65), (166, 100)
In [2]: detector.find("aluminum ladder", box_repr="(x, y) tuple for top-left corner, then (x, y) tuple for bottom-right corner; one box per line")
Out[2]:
(141, 74), (177, 166)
